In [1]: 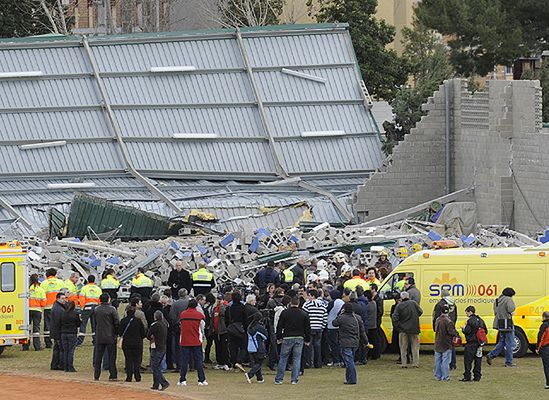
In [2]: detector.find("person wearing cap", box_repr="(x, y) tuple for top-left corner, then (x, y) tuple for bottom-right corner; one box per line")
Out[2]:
(253, 261), (281, 291)
(374, 250), (392, 273)
(340, 265), (353, 284)
(392, 291), (423, 368)
(434, 304), (458, 381)
(191, 262), (216, 296)
(168, 260), (192, 300)
(333, 302), (368, 385)
(404, 277), (421, 305)
(433, 288), (458, 369)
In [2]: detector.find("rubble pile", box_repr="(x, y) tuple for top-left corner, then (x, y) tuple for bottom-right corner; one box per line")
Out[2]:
(19, 217), (541, 296)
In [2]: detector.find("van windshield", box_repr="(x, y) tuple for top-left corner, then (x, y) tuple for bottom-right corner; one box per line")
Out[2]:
(379, 271), (414, 300)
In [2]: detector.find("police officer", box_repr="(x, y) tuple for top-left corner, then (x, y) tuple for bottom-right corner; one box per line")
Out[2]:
(100, 269), (120, 308)
(191, 262), (215, 296)
(130, 268), (154, 306)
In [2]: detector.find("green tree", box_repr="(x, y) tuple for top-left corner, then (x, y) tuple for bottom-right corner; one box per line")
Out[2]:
(310, 0), (408, 101)
(217, 0), (284, 27)
(382, 23), (453, 154)
(416, 0), (549, 77)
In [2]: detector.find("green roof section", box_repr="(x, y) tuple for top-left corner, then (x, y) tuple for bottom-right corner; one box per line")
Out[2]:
(0, 23), (350, 46)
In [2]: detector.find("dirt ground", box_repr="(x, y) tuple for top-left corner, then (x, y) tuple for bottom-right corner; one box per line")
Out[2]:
(0, 372), (177, 400)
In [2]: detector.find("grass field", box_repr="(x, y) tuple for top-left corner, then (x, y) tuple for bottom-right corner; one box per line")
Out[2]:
(0, 342), (547, 400)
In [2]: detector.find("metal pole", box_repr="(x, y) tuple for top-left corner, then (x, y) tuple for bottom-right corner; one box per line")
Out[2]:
(81, 36), (183, 214)
(444, 82), (451, 195)
(235, 28), (289, 179)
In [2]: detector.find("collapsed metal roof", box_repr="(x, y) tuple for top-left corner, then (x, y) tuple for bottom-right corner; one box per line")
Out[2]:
(0, 23), (384, 236)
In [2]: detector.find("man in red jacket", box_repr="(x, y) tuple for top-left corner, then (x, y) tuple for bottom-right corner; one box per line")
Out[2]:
(178, 299), (208, 386)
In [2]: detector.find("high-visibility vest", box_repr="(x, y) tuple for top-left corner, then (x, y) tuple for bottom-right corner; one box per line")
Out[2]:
(79, 283), (102, 309)
(344, 276), (370, 291)
(367, 278), (381, 288)
(191, 268), (214, 290)
(40, 276), (65, 309)
(395, 279), (406, 291)
(101, 275), (120, 290)
(29, 284), (46, 312)
(131, 273), (153, 288)
(64, 279), (79, 306)
(283, 268), (294, 283)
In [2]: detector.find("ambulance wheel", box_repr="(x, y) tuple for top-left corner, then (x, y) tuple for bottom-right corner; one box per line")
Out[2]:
(512, 329), (528, 358)
(0, 347), (4, 356)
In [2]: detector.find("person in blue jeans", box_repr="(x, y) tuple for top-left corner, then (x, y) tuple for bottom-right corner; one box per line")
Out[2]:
(275, 296), (311, 384)
(486, 288), (516, 367)
(433, 305), (457, 381)
(333, 302), (368, 385)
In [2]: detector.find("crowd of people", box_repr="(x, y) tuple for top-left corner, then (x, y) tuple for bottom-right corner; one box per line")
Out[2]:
(25, 250), (549, 390)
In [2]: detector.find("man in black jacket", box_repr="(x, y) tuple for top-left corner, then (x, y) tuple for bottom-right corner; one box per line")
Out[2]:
(50, 292), (67, 370)
(460, 305), (488, 382)
(274, 296), (311, 384)
(392, 291), (423, 368)
(93, 293), (120, 381)
(168, 261), (191, 300)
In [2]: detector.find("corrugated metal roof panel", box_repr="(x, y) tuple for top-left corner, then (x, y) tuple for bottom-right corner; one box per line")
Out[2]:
(114, 107), (262, 138)
(244, 33), (352, 67)
(103, 74), (254, 105)
(277, 136), (383, 174)
(0, 110), (112, 141)
(255, 67), (362, 103)
(0, 78), (98, 109)
(266, 104), (377, 137)
(92, 39), (244, 72)
(0, 142), (124, 175)
(126, 141), (276, 175)
(0, 46), (89, 74)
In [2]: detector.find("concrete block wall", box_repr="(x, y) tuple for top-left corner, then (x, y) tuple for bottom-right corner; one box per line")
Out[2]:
(354, 78), (549, 235)
(354, 84), (448, 221)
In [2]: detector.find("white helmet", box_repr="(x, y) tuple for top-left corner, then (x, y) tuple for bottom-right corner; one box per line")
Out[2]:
(318, 269), (330, 282)
(341, 264), (352, 274)
(333, 252), (346, 263)
(317, 260), (328, 270)
(307, 274), (319, 283)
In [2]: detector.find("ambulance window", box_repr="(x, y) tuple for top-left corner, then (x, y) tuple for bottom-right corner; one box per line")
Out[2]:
(1, 262), (15, 292)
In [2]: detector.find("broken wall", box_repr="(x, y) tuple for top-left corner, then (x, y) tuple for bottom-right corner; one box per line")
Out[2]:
(355, 78), (548, 236)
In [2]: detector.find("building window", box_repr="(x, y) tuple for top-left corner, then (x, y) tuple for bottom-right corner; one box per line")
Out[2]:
(1, 262), (15, 292)
(505, 66), (513, 75)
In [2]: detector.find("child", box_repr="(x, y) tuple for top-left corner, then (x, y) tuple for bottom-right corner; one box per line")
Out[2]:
(245, 312), (268, 383)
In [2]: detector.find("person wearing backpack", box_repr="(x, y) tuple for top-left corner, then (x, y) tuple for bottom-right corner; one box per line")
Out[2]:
(245, 312), (268, 384)
(536, 311), (549, 389)
(460, 306), (488, 382)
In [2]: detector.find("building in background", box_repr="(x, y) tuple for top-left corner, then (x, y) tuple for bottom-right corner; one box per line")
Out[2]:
(375, 0), (419, 55)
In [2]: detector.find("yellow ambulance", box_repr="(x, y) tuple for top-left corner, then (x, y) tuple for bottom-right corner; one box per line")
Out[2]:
(379, 246), (549, 357)
(0, 241), (28, 355)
